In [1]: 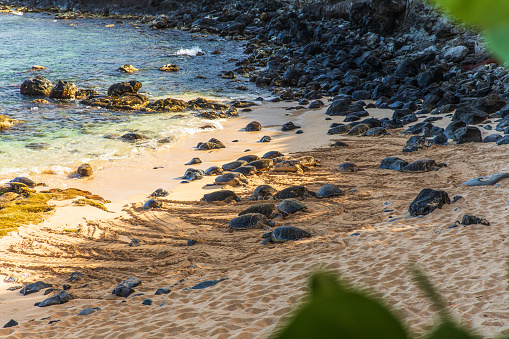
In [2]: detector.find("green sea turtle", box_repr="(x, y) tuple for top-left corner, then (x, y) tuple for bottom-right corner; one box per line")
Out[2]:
(10, 177), (36, 188)
(183, 168), (205, 181)
(262, 151), (284, 159)
(232, 166), (257, 176)
(272, 156), (295, 164)
(238, 203), (278, 218)
(261, 226), (312, 245)
(228, 213), (275, 231)
(400, 159), (446, 173)
(338, 162), (358, 172)
(143, 199), (162, 209)
(363, 127), (388, 137)
(277, 198), (308, 214)
(347, 123), (370, 136)
(247, 159), (273, 171)
(295, 156), (319, 166)
(237, 155), (260, 163)
(222, 160), (247, 171)
(316, 184), (343, 198)
(251, 185), (278, 200)
(205, 166), (224, 176)
(201, 190), (241, 202)
(273, 186), (316, 200)
(273, 160), (304, 173)
(215, 172), (248, 186)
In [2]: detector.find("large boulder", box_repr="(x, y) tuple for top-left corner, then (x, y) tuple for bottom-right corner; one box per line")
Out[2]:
(408, 188), (450, 216)
(454, 126), (482, 144)
(49, 80), (78, 99)
(20, 76), (53, 96)
(107, 81), (142, 97)
(452, 106), (488, 125)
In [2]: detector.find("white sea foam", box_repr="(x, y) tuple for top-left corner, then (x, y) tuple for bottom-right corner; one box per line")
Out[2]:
(175, 46), (203, 56)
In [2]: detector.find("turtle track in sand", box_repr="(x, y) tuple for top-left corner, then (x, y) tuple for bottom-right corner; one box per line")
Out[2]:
(5, 133), (509, 336)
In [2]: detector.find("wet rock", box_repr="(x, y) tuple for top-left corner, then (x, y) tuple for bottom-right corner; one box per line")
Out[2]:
(483, 134), (502, 143)
(145, 98), (188, 112)
(20, 281), (52, 295)
(38, 290), (72, 307)
(142, 299), (152, 305)
(11, 176), (36, 188)
(118, 64), (138, 73)
(408, 188), (450, 217)
(120, 133), (147, 142)
(188, 97), (229, 111)
(245, 121), (262, 131)
(433, 134), (449, 145)
(107, 81), (142, 96)
(77, 163), (93, 177)
(77, 307), (101, 316)
(444, 121), (467, 140)
(282, 122), (300, 131)
(454, 126), (482, 144)
(20, 76), (53, 96)
(159, 64), (179, 72)
(49, 80), (77, 99)
(197, 138), (225, 150)
(83, 93), (149, 111)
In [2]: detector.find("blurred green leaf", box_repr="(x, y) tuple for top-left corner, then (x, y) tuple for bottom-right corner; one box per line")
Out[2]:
(484, 25), (509, 65)
(428, 0), (509, 28)
(274, 272), (409, 339)
(425, 322), (480, 339)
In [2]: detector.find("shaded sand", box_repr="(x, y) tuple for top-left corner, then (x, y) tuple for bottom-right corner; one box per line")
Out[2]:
(2, 101), (509, 337)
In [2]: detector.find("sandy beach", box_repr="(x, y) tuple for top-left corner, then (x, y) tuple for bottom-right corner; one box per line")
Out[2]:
(1, 96), (509, 338)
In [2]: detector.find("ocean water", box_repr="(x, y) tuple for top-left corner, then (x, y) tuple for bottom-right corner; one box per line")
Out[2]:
(0, 11), (262, 177)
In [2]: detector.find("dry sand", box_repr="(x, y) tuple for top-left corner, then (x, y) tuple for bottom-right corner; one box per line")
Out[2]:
(1, 100), (509, 338)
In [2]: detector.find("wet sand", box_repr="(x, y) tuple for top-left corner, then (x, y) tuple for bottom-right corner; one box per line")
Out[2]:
(2, 100), (509, 338)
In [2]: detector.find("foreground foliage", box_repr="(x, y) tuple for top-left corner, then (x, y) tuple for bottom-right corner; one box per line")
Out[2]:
(273, 270), (509, 339)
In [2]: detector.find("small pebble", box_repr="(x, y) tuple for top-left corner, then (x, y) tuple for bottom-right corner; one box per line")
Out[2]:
(187, 239), (197, 246)
(350, 233), (360, 237)
(142, 299), (153, 305)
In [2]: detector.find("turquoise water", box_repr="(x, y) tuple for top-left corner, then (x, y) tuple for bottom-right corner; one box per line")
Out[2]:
(0, 12), (261, 176)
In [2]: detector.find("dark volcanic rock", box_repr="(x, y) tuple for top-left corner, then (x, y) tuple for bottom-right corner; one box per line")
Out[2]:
(454, 126), (482, 144)
(245, 121), (262, 131)
(20, 76), (53, 96)
(452, 106), (488, 125)
(49, 80), (78, 99)
(20, 281), (52, 295)
(38, 290), (72, 307)
(408, 189), (450, 217)
(3, 319), (18, 328)
(282, 122), (300, 131)
(444, 121), (467, 140)
(107, 81), (142, 96)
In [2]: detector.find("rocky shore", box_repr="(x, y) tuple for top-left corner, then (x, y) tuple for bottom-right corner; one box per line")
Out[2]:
(3, 0), (509, 337)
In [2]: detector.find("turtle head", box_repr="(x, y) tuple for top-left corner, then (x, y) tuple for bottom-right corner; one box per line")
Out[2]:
(267, 220), (276, 227)
(261, 232), (272, 238)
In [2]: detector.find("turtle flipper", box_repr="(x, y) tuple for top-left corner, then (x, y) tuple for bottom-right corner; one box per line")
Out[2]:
(261, 238), (271, 245)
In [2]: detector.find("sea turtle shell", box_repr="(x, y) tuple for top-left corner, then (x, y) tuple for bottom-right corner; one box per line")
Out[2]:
(237, 154), (260, 163)
(143, 199), (162, 209)
(238, 203), (278, 218)
(247, 159), (273, 171)
(183, 168), (205, 181)
(228, 213), (274, 230)
(186, 158), (202, 165)
(316, 184), (343, 198)
(347, 123), (370, 136)
(10, 177), (36, 188)
(232, 165), (257, 176)
(222, 160), (247, 171)
(401, 159), (445, 172)
(273, 186), (316, 200)
(364, 127), (388, 136)
(296, 156), (318, 166)
(379, 157), (408, 171)
(277, 198), (307, 214)
(272, 156), (295, 164)
(205, 166), (224, 176)
(273, 160), (303, 173)
(262, 151), (284, 159)
(251, 185), (277, 200)
(215, 172), (247, 185)
(338, 162), (358, 172)
(261, 226), (311, 245)
(201, 190), (240, 202)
